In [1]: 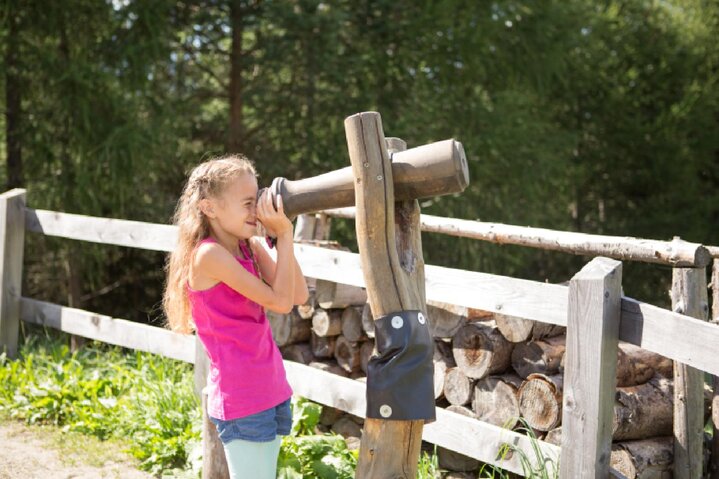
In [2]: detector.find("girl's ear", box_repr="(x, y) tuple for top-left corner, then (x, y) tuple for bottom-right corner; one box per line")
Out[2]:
(199, 198), (216, 218)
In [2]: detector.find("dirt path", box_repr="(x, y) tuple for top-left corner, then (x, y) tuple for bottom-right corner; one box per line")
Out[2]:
(0, 419), (154, 479)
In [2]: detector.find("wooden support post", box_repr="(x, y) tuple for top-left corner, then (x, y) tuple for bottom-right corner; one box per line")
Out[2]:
(345, 112), (428, 478)
(712, 258), (719, 479)
(671, 249), (709, 479)
(560, 256), (622, 479)
(0, 189), (26, 359)
(195, 336), (229, 479)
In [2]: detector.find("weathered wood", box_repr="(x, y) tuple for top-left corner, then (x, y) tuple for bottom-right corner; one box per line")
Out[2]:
(320, 207), (711, 268)
(519, 373), (564, 432)
(0, 189), (25, 359)
(346, 115), (429, 479)
(274, 138), (468, 217)
(280, 342), (314, 364)
(341, 305), (367, 342)
(434, 339), (455, 399)
(194, 335), (210, 398)
(20, 297), (195, 363)
(334, 334), (361, 373)
(296, 290), (316, 319)
(359, 340), (374, 374)
(511, 335), (566, 379)
(316, 279), (368, 309)
(471, 373), (522, 429)
(443, 367), (475, 406)
(613, 377), (674, 441)
(319, 405), (345, 426)
(201, 387), (230, 479)
(426, 300), (491, 338)
(311, 308), (343, 337)
(445, 405), (477, 419)
(610, 437), (674, 479)
(437, 446), (480, 472)
(283, 360), (560, 476)
(560, 340), (673, 387)
(310, 331), (336, 358)
(309, 359), (349, 377)
(360, 302), (375, 338)
(452, 321), (514, 379)
(267, 309), (311, 347)
(670, 264), (708, 479)
(495, 314), (565, 343)
(560, 256), (622, 479)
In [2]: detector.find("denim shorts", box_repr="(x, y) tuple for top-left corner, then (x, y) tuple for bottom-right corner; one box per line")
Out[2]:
(209, 397), (293, 444)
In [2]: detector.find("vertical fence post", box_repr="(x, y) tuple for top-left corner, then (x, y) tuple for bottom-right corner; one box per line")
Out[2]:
(560, 256), (622, 479)
(709, 257), (719, 479)
(0, 189), (26, 359)
(195, 319), (229, 478)
(671, 240), (709, 479)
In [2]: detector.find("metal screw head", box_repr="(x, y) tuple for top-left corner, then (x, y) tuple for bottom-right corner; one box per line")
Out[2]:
(417, 312), (426, 324)
(391, 316), (404, 329)
(363, 162), (369, 167)
(380, 404), (392, 418)
(377, 175), (383, 181)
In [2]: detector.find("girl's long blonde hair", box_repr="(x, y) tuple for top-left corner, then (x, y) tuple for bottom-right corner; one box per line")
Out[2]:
(163, 154), (257, 334)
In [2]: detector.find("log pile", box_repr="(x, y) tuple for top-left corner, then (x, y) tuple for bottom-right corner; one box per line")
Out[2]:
(266, 233), (704, 478)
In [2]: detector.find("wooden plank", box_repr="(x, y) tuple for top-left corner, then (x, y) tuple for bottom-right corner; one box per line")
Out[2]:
(0, 189), (26, 359)
(19, 297), (195, 363)
(560, 257), (622, 479)
(322, 207), (711, 267)
(712, 258), (719, 479)
(670, 266), (708, 479)
(283, 360), (558, 477)
(25, 208), (177, 252)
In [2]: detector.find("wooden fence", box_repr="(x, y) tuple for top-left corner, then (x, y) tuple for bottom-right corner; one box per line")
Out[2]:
(1, 187), (718, 478)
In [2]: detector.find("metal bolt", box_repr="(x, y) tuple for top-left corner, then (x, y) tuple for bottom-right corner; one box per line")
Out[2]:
(391, 316), (403, 329)
(364, 162), (369, 167)
(418, 312), (426, 324)
(377, 175), (383, 181)
(380, 404), (392, 417)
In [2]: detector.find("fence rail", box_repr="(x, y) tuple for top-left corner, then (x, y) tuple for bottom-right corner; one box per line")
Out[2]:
(2, 188), (718, 478)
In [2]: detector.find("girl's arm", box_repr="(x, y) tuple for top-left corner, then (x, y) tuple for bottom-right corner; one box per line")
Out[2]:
(251, 237), (309, 305)
(193, 231), (296, 314)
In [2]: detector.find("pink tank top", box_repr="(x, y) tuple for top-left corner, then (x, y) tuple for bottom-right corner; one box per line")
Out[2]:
(187, 237), (293, 420)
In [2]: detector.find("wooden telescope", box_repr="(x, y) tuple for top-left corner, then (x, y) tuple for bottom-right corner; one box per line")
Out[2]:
(262, 138), (468, 216)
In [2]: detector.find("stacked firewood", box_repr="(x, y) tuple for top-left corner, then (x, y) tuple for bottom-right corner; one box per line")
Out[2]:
(269, 277), (711, 478)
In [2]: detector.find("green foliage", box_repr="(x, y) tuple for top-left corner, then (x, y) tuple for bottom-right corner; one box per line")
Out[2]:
(0, 326), (201, 476)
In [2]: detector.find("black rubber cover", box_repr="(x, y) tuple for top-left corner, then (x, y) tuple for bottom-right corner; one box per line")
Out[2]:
(365, 309), (436, 423)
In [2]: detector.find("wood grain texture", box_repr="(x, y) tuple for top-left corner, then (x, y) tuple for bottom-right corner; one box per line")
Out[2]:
(0, 189), (25, 359)
(344, 113), (426, 479)
(670, 265), (708, 479)
(560, 257), (622, 479)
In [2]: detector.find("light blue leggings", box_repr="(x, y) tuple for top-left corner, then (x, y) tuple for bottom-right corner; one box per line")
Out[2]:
(222, 435), (282, 479)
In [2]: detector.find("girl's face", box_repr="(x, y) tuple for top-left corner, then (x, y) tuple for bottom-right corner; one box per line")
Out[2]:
(203, 172), (259, 239)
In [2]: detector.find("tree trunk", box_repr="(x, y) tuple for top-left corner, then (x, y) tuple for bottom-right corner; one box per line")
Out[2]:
(280, 343), (314, 364)
(334, 335), (360, 373)
(359, 340), (374, 374)
(452, 321), (514, 379)
(610, 437), (674, 479)
(472, 373), (522, 429)
(511, 335), (566, 379)
(495, 315), (565, 343)
(310, 331), (336, 358)
(361, 302), (375, 338)
(226, 0), (243, 153)
(267, 309), (311, 346)
(443, 367), (474, 406)
(312, 308), (343, 337)
(341, 305), (367, 342)
(433, 339), (455, 399)
(309, 360), (349, 377)
(316, 279), (368, 309)
(518, 373), (564, 432)
(5, 6), (22, 190)
(613, 377), (674, 441)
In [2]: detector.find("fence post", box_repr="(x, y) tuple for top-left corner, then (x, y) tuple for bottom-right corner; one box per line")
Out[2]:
(560, 256), (622, 479)
(194, 335), (230, 479)
(0, 189), (26, 359)
(671, 240), (709, 479)
(712, 257), (719, 479)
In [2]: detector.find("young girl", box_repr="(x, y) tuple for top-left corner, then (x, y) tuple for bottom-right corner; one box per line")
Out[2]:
(163, 154), (309, 479)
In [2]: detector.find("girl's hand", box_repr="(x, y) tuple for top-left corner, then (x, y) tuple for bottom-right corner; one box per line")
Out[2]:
(257, 189), (292, 237)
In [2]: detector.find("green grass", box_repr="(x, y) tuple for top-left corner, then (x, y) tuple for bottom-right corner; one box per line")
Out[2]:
(0, 324), (559, 478)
